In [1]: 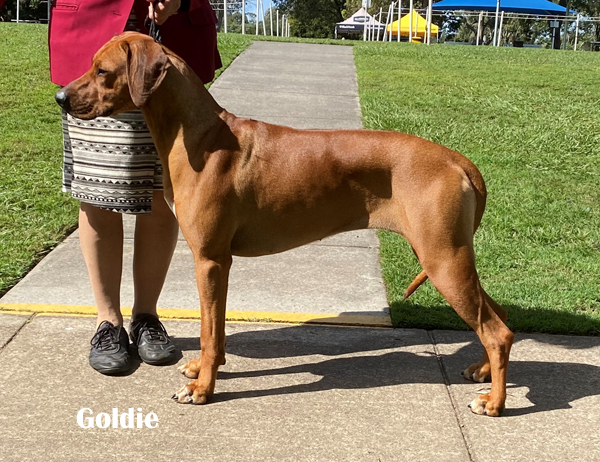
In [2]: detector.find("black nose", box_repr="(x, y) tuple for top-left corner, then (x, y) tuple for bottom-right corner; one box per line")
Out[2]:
(55, 89), (68, 108)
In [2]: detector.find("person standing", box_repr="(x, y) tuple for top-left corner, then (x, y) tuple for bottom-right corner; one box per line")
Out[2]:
(48, 0), (222, 374)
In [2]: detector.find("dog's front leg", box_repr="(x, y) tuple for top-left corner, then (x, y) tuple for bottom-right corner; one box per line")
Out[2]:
(174, 254), (231, 404)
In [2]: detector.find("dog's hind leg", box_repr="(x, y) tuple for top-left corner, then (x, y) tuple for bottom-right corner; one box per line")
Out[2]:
(462, 291), (508, 383)
(420, 247), (513, 416)
(399, 171), (513, 416)
(174, 253), (231, 404)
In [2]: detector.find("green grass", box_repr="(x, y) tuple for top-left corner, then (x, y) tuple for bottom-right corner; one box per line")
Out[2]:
(0, 24), (77, 296)
(353, 42), (600, 335)
(0, 25), (252, 296)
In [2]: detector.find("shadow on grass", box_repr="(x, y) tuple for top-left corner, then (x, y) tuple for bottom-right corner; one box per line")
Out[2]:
(390, 300), (600, 336)
(171, 322), (600, 415)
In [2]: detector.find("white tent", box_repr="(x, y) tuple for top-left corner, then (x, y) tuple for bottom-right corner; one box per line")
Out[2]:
(335, 7), (384, 38)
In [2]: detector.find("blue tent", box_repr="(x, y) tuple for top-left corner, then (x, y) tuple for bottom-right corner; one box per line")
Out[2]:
(432, 0), (567, 15)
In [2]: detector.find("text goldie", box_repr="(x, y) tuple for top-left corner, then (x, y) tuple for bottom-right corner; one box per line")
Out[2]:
(77, 408), (158, 429)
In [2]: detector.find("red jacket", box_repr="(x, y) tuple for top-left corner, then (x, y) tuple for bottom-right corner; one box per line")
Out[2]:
(48, 0), (221, 86)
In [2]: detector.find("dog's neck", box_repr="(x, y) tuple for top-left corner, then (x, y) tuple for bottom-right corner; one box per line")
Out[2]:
(138, 62), (238, 214)
(141, 64), (227, 161)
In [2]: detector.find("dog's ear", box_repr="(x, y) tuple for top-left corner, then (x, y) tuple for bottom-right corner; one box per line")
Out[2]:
(124, 39), (171, 107)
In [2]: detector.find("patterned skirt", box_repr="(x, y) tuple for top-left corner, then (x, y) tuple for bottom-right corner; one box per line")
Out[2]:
(60, 8), (162, 215)
(61, 110), (163, 214)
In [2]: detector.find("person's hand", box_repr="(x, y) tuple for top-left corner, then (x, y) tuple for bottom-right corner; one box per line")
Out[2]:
(148, 0), (181, 25)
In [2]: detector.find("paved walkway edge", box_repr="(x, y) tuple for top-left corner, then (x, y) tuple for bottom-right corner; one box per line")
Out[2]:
(0, 303), (392, 327)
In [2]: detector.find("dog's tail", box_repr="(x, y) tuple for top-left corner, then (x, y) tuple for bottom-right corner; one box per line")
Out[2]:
(403, 270), (428, 300)
(403, 156), (487, 300)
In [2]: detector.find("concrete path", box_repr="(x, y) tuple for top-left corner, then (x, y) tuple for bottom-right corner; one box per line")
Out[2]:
(2, 41), (600, 461)
(0, 41), (389, 326)
(1, 313), (600, 461)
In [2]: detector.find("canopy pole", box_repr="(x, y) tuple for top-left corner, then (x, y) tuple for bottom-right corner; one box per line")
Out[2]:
(242, 0), (245, 34)
(374, 12), (378, 40)
(256, 0), (259, 35)
(427, 0), (433, 44)
(373, 13), (376, 40)
(493, 0), (500, 47)
(415, 9), (419, 42)
(497, 10), (504, 46)
(260, 0), (267, 35)
(476, 11), (483, 45)
(383, 3), (390, 41)
(562, 0), (571, 50)
(397, 0), (401, 42)
(276, 9), (279, 37)
(574, 13), (580, 50)
(363, 5), (368, 41)
(270, 2), (273, 36)
(409, 0), (413, 42)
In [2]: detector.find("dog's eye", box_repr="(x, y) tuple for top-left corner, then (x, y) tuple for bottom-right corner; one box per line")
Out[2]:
(97, 68), (108, 76)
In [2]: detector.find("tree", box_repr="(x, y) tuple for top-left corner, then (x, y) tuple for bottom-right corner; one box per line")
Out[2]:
(273, 0), (345, 38)
(552, 0), (600, 48)
(1, 0), (47, 22)
(568, 0), (600, 43)
(210, 0), (245, 32)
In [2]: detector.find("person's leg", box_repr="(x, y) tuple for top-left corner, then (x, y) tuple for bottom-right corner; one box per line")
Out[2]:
(79, 202), (130, 375)
(78, 202), (124, 326)
(132, 190), (179, 318)
(129, 190), (179, 365)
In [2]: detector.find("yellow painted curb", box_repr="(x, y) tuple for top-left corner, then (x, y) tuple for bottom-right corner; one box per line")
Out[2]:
(0, 309), (35, 317)
(0, 303), (392, 328)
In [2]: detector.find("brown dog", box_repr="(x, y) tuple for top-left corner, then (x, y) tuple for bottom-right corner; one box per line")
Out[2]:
(56, 32), (513, 416)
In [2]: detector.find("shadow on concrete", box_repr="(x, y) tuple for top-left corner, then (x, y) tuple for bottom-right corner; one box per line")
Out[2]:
(439, 336), (600, 417)
(213, 350), (440, 403)
(172, 324), (408, 358)
(504, 360), (600, 416)
(171, 324), (600, 414)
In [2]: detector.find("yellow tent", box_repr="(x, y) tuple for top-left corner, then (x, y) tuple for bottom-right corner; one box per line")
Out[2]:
(387, 11), (439, 41)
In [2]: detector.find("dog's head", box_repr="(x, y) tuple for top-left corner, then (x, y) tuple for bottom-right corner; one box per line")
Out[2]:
(55, 32), (170, 120)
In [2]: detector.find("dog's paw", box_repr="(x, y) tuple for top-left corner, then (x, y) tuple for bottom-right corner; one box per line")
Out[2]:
(177, 359), (202, 379)
(463, 362), (491, 383)
(171, 381), (210, 405)
(468, 393), (504, 417)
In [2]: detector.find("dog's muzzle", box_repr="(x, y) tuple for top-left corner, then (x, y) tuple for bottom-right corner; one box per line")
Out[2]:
(54, 89), (69, 110)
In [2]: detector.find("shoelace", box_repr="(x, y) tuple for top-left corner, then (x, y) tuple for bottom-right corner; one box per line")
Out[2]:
(90, 325), (120, 351)
(134, 317), (168, 343)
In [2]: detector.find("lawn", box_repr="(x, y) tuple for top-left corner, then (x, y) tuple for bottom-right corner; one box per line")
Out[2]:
(353, 42), (600, 334)
(0, 24), (252, 297)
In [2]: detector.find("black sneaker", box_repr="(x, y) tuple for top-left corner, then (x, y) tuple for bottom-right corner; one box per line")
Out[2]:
(129, 314), (177, 365)
(89, 321), (131, 375)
